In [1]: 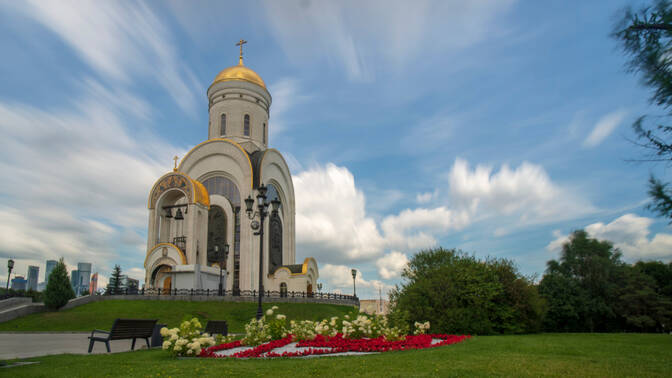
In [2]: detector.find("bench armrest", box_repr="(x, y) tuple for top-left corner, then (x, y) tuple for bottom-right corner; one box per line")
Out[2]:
(90, 329), (110, 338)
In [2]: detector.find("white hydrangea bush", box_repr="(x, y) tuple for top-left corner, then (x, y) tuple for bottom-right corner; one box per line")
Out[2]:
(240, 306), (423, 344)
(160, 318), (216, 357)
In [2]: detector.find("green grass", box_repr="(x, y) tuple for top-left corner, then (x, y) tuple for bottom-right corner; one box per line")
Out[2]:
(4, 334), (671, 377)
(0, 300), (355, 332)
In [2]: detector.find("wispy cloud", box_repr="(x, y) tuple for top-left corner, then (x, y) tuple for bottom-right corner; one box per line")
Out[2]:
(583, 109), (627, 148)
(3, 0), (200, 114)
(261, 0), (517, 80)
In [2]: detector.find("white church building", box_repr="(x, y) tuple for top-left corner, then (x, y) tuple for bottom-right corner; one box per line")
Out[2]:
(143, 42), (318, 295)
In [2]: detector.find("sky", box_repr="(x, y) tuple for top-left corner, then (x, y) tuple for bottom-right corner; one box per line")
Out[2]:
(0, 0), (670, 299)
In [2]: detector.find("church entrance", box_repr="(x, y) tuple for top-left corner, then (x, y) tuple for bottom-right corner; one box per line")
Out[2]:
(307, 283), (313, 297)
(163, 276), (172, 294)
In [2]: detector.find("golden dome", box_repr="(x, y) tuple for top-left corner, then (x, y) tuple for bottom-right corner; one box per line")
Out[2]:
(212, 62), (266, 89)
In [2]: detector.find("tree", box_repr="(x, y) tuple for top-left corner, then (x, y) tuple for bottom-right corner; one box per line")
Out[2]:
(539, 230), (623, 331)
(388, 248), (545, 335)
(108, 265), (122, 295)
(44, 258), (75, 310)
(613, 1), (672, 220)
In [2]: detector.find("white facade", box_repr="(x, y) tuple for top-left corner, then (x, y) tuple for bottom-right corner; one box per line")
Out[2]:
(144, 55), (318, 295)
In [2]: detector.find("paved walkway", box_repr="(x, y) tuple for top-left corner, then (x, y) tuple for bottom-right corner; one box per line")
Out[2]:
(0, 333), (150, 359)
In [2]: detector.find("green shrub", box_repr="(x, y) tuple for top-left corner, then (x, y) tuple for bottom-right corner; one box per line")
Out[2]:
(389, 248), (545, 335)
(44, 258), (75, 310)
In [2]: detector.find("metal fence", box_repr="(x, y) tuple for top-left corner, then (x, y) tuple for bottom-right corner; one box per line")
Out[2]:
(105, 288), (358, 304)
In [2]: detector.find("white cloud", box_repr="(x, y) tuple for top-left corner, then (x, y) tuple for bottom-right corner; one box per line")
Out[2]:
(268, 78), (312, 139)
(545, 214), (672, 261)
(447, 158), (592, 228)
(294, 164), (385, 262)
(583, 110), (627, 148)
(376, 251), (409, 279)
(416, 190), (438, 204)
(3, 0), (200, 113)
(294, 163), (470, 264)
(261, 0), (516, 80)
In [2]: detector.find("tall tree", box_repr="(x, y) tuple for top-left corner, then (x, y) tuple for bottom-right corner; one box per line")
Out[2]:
(540, 230), (623, 331)
(613, 1), (672, 220)
(44, 258), (75, 310)
(108, 265), (122, 295)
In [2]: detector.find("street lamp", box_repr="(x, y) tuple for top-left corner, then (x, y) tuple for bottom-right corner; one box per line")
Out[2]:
(317, 283), (322, 293)
(351, 268), (357, 298)
(245, 183), (280, 320)
(215, 244), (230, 296)
(6, 259), (14, 290)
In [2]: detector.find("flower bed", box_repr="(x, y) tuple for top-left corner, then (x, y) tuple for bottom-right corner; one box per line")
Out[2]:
(199, 333), (470, 358)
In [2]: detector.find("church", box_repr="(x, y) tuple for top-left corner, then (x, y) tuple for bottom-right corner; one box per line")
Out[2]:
(143, 41), (318, 295)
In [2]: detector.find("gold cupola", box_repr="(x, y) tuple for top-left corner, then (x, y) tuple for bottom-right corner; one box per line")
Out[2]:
(212, 39), (266, 89)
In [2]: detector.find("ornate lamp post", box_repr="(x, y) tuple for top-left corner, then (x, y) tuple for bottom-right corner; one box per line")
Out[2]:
(245, 183), (280, 320)
(351, 268), (357, 298)
(214, 244), (230, 296)
(6, 259), (14, 290)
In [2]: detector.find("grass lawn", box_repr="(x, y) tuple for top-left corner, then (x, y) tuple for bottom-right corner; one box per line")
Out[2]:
(4, 333), (671, 377)
(0, 300), (355, 333)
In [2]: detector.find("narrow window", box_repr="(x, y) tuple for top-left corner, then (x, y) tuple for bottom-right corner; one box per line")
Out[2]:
(263, 123), (266, 144)
(220, 114), (226, 136)
(244, 114), (250, 136)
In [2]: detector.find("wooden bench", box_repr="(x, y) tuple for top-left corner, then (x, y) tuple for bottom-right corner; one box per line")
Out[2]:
(88, 318), (158, 353)
(204, 320), (228, 336)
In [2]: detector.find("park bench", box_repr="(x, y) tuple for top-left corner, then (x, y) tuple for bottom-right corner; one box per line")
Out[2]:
(88, 318), (158, 353)
(204, 320), (228, 336)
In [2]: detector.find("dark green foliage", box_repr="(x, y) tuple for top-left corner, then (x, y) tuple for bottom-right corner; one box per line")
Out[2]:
(539, 230), (672, 332)
(614, 1), (672, 220)
(389, 248), (545, 335)
(43, 258), (75, 310)
(108, 265), (122, 295)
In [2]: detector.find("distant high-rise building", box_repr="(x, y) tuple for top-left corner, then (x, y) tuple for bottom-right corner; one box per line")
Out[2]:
(37, 282), (46, 292)
(27, 266), (39, 291)
(70, 270), (79, 294)
(89, 273), (98, 294)
(11, 276), (27, 291)
(77, 263), (92, 295)
(45, 260), (57, 282)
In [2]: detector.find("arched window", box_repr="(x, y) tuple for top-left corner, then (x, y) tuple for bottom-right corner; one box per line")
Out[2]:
(280, 283), (287, 297)
(220, 114), (226, 136)
(244, 114), (250, 136)
(263, 123), (266, 144)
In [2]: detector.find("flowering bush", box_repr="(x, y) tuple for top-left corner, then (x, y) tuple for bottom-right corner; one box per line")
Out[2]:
(242, 306), (289, 346)
(160, 318), (216, 357)
(414, 321), (431, 335)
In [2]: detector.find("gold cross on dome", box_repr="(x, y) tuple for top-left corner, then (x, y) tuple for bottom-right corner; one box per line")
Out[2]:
(236, 39), (247, 64)
(173, 156), (179, 171)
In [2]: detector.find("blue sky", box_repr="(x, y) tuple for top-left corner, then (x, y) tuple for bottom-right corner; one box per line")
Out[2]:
(1, 0), (670, 298)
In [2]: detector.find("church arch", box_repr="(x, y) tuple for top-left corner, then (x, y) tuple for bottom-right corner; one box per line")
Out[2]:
(201, 175), (242, 294)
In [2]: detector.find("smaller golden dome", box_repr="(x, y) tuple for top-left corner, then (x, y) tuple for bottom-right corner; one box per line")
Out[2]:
(212, 62), (266, 89)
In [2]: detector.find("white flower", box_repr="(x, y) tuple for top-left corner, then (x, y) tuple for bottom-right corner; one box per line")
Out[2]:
(272, 306), (279, 310)
(187, 349), (193, 355)
(174, 345), (182, 352)
(160, 327), (169, 337)
(277, 314), (286, 320)
(162, 341), (171, 350)
(266, 309), (273, 316)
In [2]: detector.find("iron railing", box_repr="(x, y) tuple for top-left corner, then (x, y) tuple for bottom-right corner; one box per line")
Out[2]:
(104, 288), (358, 303)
